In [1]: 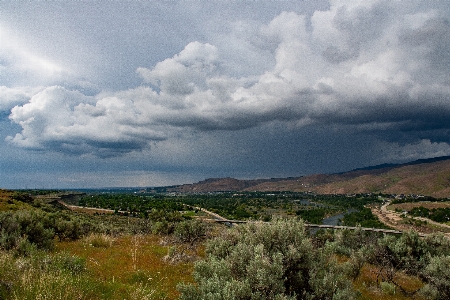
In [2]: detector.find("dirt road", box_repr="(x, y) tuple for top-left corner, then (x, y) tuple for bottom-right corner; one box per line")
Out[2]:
(58, 200), (116, 214)
(371, 201), (450, 237)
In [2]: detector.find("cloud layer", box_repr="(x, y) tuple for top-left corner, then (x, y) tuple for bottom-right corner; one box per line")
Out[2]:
(6, 0), (450, 158)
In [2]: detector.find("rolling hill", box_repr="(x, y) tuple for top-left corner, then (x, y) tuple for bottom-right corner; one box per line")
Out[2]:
(167, 156), (450, 197)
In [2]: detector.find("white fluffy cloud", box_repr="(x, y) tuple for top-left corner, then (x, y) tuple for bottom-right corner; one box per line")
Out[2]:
(137, 42), (219, 96)
(7, 86), (166, 157)
(7, 0), (450, 157)
(0, 86), (44, 112)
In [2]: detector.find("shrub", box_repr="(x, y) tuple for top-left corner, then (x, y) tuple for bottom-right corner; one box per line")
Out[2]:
(420, 255), (450, 300)
(0, 212), (20, 250)
(174, 220), (206, 245)
(15, 210), (55, 250)
(343, 247), (368, 280)
(366, 231), (430, 277)
(178, 218), (357, 299)
(423, 233), (450, 257)
(14, 238), (38, 257)
(10, 192), (33, 203)
(54, 218), (83, 241)
(52, 252), (86, 275)
(0, 209), (97, 253)
(151, 221), (174, 235)
(333, 226), (379, 256)
(0, 210), (54, 251)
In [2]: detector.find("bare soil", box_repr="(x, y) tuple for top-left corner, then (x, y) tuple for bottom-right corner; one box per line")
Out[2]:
(371, 201), (450, 237)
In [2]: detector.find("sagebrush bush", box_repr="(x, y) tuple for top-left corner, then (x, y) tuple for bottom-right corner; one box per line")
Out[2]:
(420, 255), (450, 300)
(152, 220), (175, 235)
(178, 218), (357, 300)
(174, 219), (206, 244)
(0, 210), (54, 251)
(0, 209), (95, 252)
(332, 228), (450, 297)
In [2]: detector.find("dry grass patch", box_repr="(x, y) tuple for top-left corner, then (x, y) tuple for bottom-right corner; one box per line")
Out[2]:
(57, 234), (196, 299)
(353, 263), (425, 300)
(391, 201), (450, 211)
(0, 248), (161, 300)
(83, 233), (115, 248)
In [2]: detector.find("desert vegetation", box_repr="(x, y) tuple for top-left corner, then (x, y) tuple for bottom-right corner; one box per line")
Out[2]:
(178, 218), (450, 300)
(2, 189), (450, 299)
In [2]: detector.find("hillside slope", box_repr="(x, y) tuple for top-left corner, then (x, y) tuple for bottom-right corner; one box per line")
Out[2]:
(170, 157), (450, 197)
(249, 159), (450, 197)
(169, 177), (298, 193)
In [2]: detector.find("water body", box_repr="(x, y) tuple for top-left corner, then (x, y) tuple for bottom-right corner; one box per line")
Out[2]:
(322, 209), (358, 226)
(297, 199), (326, 207)
(295, 198), (358, 226)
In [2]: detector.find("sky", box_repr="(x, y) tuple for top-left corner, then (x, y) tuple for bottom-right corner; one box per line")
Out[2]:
(1, 0), (450, 189)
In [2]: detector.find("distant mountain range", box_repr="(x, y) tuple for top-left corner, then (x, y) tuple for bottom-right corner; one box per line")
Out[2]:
(163, 156), (450, 197)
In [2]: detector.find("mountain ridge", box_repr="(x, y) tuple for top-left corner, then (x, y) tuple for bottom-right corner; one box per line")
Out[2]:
(165, 156), (450, 197)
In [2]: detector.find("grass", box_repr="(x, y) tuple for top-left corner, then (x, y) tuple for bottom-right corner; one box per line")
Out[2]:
(0, 233), (429, 300)
(0, 234), (198, 299)
(82, 233), (115, 248)
(353, 263), (425, 300)
(0, 250), (98, 300)
(56, 234), (196, 299)
(0, 190), (200, 299)
(0, 189), (440, 299)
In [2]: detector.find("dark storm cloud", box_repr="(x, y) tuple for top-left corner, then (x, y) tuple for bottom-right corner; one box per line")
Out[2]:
(2, 0), (450, 188)
(6, 1), (450, 157)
